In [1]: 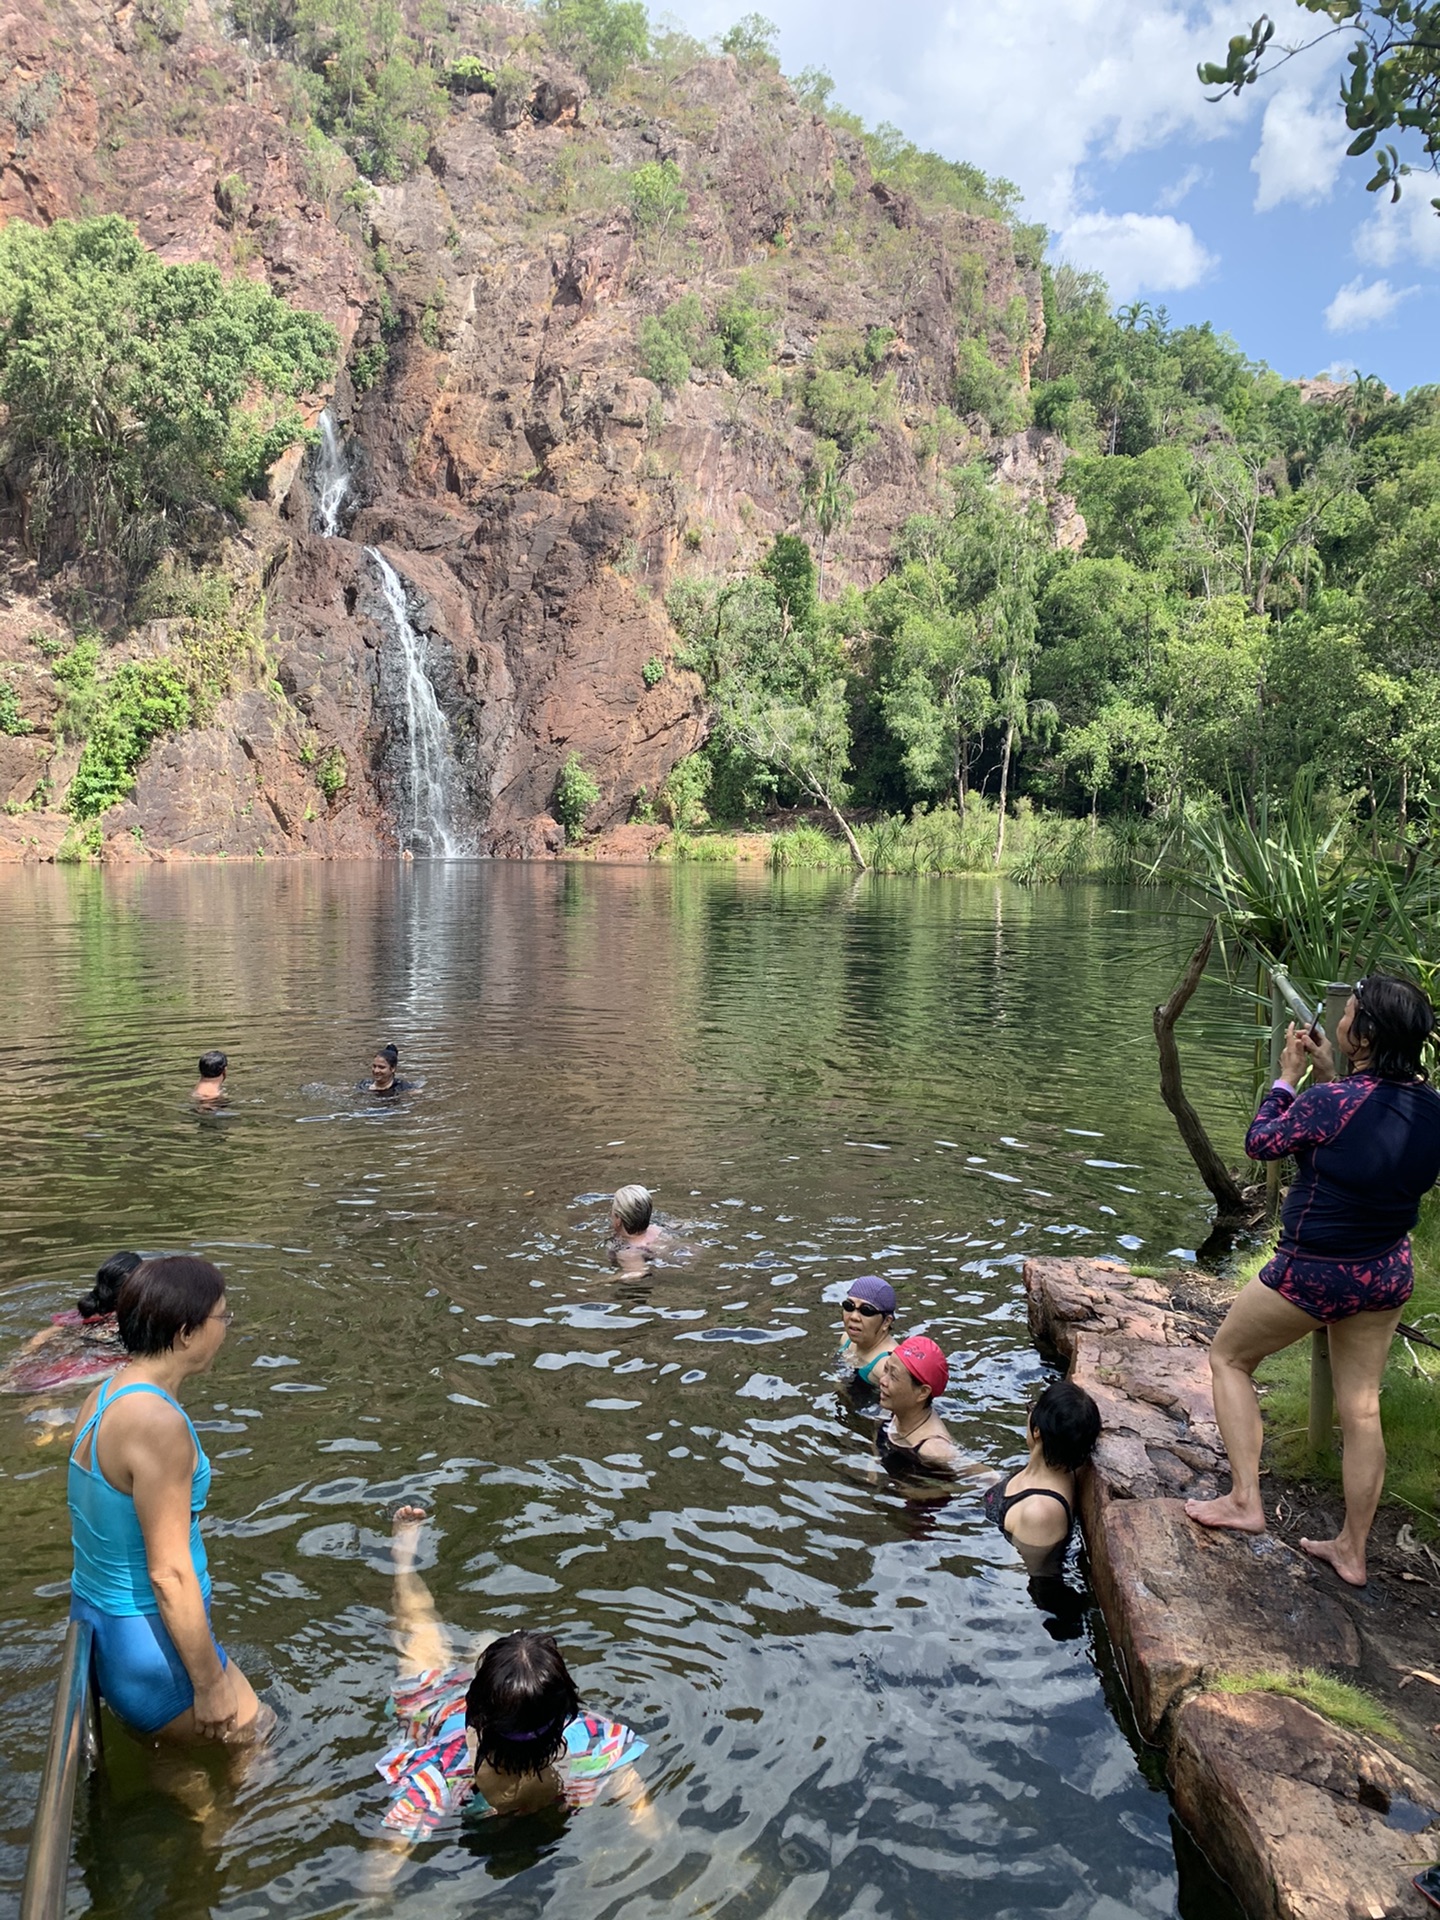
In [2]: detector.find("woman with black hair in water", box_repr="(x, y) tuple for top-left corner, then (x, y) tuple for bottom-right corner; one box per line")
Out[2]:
(362, 1045), (415, 1097)
(1, 1251), (141, 1394)
(984, 1380), (1101, 1574)
(1187, 973), (1440, 1586)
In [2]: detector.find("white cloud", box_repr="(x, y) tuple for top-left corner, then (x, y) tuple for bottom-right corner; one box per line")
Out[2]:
(658, 0), (1253, 227)
(1324, 276), (1419, 331)
(1355, 193), (1440, 269)
(1251, 86), (1346, 210)
(1155, 164), (1210, 212)
(1055, 211), (1217, 302)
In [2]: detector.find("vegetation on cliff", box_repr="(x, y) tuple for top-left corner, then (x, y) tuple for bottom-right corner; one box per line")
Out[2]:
(0, 216), (336, 584)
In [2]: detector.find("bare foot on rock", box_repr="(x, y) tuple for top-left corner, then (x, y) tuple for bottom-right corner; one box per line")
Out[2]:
(1184, 1493), (1266, 1534)
(1300, 1535), (1367, 1587)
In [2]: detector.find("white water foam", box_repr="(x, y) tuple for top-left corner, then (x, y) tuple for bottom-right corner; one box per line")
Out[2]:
(314, 409), (352, 538)
(366, 547), (460, 857)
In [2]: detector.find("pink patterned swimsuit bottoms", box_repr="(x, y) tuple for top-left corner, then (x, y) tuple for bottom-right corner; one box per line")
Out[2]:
(1259, 1240), (1414, 1324)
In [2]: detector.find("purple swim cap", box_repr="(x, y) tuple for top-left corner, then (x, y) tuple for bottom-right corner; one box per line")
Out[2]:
(845, 1275), (897, 1316)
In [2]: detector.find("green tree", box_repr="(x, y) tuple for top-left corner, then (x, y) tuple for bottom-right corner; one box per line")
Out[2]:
(1201, 0), (1440, 209)
(628, 159), (687, 233)
(638, 293), (705, 389)
(541, 0), (649, 89)
(0, 216), (337, 581)
(758, 533), (819, 633)
(713, 272), (776, 381)
(721, 13), (780, 64)
(1067, 447), (1193, 569)
(880, 608), (993, 812)
(800, 440), (855, 595)
(293, 0), (447, 181)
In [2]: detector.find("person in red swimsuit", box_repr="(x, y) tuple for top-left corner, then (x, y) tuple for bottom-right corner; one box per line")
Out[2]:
(1187, 975), (1440, 1586)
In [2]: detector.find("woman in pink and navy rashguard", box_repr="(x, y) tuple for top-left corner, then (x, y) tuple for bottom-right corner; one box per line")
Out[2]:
(1187, 974), (1440, 1587)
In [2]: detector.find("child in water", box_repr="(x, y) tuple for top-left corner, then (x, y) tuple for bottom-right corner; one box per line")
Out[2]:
(836, 1276), (899, 1398)
(376, 1507), (647, 1837)
(983, 1379), (1100, 1574)
(192, 1051), (228, 1103)
(1, 1251), (140, 1395)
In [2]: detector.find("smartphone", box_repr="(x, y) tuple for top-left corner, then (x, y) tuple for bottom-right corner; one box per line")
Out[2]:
(1414, 1865), (1440, 1910)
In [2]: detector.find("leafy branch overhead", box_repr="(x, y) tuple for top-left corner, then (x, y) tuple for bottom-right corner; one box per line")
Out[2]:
(1200, 0), (1440, 205)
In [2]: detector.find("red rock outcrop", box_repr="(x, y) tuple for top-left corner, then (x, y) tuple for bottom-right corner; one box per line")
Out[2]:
(1025, 1256), (1440, 1920)
(0, 0), (1065, 860)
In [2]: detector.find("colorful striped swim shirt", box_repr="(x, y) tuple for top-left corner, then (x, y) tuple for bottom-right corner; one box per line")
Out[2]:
(377, 1666), (647, 1837)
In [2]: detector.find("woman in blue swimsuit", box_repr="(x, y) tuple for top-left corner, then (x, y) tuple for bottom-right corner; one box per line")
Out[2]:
(67, 1255), (265, 1742)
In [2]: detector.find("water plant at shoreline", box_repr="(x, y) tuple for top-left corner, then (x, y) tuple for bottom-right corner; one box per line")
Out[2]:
(661, 800), (1160, 882)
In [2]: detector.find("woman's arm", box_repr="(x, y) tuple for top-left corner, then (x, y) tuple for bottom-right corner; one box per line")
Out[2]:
(1245, 1081), (1353, 1161)
(130, 1416), (234, 1738)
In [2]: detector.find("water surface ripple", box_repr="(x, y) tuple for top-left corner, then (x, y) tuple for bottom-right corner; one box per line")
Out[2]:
(0, 864), (1248, 1920)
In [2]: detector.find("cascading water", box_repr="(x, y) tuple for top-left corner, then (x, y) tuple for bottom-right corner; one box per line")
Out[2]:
(313, 409), (353, 538)
(366, 547), (463, 857)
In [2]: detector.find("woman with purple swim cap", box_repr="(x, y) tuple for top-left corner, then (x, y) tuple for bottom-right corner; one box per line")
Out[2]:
(836, 1275), (898, 1398)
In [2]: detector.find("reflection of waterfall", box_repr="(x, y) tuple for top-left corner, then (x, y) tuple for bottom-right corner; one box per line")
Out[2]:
(367, 547), (462, 857)
(313, 409), (352, 537)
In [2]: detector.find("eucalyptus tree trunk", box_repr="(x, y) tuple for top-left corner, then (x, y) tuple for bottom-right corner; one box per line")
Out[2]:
(993, 720), (1015, 864)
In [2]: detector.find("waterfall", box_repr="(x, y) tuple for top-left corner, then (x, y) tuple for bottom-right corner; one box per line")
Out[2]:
(313, 409), (352, 537)
(367, 547), (462, 858)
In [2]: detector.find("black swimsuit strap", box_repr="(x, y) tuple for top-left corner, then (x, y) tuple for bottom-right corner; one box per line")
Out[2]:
(1003, 1484), (1073, 1526)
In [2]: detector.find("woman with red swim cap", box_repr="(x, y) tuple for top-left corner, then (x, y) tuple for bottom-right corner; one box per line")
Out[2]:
(875, 1336), (958, 1478)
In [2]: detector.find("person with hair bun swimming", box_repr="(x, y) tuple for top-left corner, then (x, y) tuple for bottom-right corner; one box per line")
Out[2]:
(1, 1251), (140, 1396)
(376, 1506), (646, 1838)
(836, 1276), (898, 1400)
(875, 1337), (958, 1478)
(362, 1045), (414, 1097)
(66, 1255), (266, 1743)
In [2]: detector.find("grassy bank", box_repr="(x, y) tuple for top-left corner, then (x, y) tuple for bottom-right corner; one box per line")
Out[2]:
(1244, 1194), (1440, 1529)
(657, 801), (1159, 882)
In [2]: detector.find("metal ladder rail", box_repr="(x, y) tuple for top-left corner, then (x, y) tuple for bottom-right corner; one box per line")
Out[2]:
(19, 1619), (102, 1920)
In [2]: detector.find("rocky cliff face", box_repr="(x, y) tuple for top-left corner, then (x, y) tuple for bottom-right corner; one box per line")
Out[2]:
(0, 0), (1056, 861)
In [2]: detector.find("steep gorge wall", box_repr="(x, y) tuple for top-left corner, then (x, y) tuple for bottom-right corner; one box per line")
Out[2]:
(0, 0), (1051, 860)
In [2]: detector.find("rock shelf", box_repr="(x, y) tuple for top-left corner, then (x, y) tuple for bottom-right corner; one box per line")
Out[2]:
(1024, 1255), (1440, 1920)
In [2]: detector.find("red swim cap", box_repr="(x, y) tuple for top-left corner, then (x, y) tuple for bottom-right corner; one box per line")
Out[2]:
(891, 1335), (948, 1398)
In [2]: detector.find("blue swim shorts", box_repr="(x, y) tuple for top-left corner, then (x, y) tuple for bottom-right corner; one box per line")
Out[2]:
(69, 1594), (229, 1734)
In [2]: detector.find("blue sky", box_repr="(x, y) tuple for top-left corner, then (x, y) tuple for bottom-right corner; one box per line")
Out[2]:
(655, 1), (1440, 392)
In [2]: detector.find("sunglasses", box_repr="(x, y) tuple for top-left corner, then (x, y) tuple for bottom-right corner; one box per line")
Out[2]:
(842, 1299), (883, 1317)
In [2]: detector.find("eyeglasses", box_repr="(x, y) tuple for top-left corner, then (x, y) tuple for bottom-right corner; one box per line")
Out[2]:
(842, 1299), (882, 1317)
(210, 1309), (235, 1327)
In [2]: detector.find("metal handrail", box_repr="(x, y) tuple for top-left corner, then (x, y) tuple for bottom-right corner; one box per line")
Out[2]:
(19, 1619), (102, 1920)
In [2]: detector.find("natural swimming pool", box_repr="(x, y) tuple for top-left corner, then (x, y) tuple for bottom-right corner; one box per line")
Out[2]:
(0, 862), (1251, 1919)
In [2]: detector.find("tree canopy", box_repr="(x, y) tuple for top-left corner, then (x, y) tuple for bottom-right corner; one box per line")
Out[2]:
(0, 216), (337, 581)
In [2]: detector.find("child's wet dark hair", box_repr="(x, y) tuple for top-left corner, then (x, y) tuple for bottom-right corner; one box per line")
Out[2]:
(1029, 1379), (1101, 1471)
(198, 1050), (228, 1079)
(77, 1249), (142, 1320)
(465, 1630), (580, 1778)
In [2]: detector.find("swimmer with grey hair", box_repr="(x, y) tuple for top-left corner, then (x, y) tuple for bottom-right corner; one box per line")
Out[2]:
(609, 1185), (689, 1273)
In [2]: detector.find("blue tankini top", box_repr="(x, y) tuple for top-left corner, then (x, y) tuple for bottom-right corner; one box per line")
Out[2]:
(68, 1376), (212, 1614)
